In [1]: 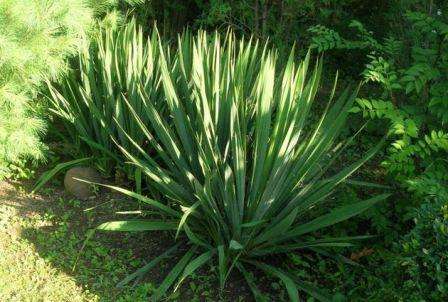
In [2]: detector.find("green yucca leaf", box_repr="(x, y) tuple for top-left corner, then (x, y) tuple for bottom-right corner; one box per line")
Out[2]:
(217, 245), (226, 288)
(252, 235), (375, 257)
(85, 181), (181, 217)
(183, 224), (212, 249)
(279, 194), (390, 241)
(96, 220), (178, 232)
(176, 202), (200, 238)
(237, 263), (267, 302)
(79, 136), (121, 163)
(116, 243), (181, 288)
(152, 246), (197, 301)
(32, 157), (92, 193)
(249, 261), (300, 302)
(174, 249), (214, 291)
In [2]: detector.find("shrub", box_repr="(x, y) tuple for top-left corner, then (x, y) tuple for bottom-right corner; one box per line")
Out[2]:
(309, 2), (448, 198)
(79, 27), (388, 301)
(398, 192), (448, 300)
(313, 169), (448, 301)
(0, 0), (94, 179)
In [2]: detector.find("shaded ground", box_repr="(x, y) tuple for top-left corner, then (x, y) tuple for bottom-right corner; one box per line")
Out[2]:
(0, 181), (97, 301)
(0, 180), (259, 302)
(0, 176), (390, 301)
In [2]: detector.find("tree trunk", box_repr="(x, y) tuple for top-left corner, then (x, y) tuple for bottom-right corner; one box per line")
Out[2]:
(254, 0), (259, 35)
(262, 0), (269, 38)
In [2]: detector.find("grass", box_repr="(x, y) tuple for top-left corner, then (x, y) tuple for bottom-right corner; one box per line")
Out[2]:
(0, 182), (96, 301)
(0, 180), (271, 301)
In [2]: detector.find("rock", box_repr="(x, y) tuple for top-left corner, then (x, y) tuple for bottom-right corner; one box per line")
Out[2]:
(64, 166), (102, 199)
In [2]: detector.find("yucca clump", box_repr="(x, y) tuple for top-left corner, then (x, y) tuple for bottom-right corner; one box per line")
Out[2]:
(49, 20), (164, 175)
(80, 27), (388, 301)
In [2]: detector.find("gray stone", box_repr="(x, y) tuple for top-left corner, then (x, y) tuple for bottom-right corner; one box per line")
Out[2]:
(64, 166), (102, 199)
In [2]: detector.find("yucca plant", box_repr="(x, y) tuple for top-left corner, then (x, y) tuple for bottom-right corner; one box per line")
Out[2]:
(48, 20), (165, 175)
(90, 30), (388, 301)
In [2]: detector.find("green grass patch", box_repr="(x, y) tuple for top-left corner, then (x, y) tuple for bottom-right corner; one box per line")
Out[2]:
(0, 181), (259, 301)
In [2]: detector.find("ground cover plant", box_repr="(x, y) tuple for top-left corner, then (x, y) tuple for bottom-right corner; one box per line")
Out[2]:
(69, 25), (391, 301)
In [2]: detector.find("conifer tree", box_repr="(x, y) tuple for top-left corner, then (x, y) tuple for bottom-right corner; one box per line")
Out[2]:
(0, 0), (94, 178)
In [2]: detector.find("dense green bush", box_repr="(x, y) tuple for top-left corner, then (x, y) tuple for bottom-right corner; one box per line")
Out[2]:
(303, 4), (448, 299)
(310, 2), (448, 198)
(399, 194), (448, 300)
(0, 0), (94, 179)
(334, 182), (448, 301)
(112, 1), (392, 59)
(395, 159), (448, 299)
